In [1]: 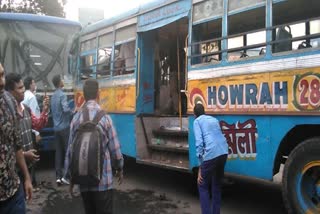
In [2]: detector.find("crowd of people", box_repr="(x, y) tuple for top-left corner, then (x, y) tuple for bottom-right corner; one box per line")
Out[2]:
(0, 62), (124, 214)
(0, 61), (228, 214)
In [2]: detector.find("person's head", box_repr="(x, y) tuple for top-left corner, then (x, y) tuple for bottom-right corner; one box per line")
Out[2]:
(24, 76), (36, 92)
(52, 74), (64, 89)
(0, 63), (5, 95)
(193, 103), (205, 118)
(5, 73), (25, 103)
(83, 79), (99, 101)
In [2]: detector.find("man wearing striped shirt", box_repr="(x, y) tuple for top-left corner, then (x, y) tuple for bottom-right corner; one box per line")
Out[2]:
(5, 73), (49, 191)
(66, 79), (123, 214)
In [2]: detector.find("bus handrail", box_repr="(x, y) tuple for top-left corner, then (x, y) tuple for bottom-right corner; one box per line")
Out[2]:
(189, 16), (320, 59)
(136, 48), (141, 99)
(190, 16), (320, 47)
(189, 32), (320, 59)
(184, 35), (189, 93)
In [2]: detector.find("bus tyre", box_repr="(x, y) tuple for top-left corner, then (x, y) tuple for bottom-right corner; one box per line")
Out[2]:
(282, 138), (320, 214)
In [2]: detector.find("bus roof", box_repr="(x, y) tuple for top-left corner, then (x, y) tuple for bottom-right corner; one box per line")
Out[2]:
(0, 13), (81, 27)
(138, 0), (175, 14)
(81, 8), (139, 36)
(80, 0), (178, 36)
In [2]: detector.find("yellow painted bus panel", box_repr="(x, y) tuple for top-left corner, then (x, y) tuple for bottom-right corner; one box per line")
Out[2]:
(188, 67), (320, 114)
(74, 85), (136, 113)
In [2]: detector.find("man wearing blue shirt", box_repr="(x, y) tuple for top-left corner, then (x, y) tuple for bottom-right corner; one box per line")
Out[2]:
(193, 103), (228, 214)
(51, 75), (73, 185)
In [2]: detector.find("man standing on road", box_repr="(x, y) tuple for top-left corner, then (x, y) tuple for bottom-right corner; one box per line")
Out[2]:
(5, 73), (50, 191)
(193, 103), (228, 214)
(22, 76), (40, 118)
(66, 79), (124, 214)
(23, 76), (42, 150)
(0, 63), (33, 213)
(51, 74), (73, 185)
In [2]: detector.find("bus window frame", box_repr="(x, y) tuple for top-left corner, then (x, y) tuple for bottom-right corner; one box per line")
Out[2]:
(271, 17), (320, 56)
(96, 30), (114, 80)
(189, 0), (320, 69)
(228, 1), (266, 16)
(191, 16), (223, 66)
(227, 28), (267, 62)
(111, 39), (136, 77)
(192, 0), (223, 25)
(96, 45), (113, 80)
(84, 20), (137, 80)
(227, 3), (266, 61)
(79, 49), (97, 80)
(112, 24), (136, 77)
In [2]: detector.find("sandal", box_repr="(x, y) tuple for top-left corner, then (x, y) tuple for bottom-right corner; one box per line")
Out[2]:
(32, 187), (41, 192)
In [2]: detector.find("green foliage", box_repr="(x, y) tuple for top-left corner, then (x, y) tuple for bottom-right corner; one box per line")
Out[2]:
(0, 0), (65, 17)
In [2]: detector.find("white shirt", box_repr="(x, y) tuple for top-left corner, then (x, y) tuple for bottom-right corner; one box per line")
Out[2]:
(119, 42), (135, 71)
(22, 90), (40, 118)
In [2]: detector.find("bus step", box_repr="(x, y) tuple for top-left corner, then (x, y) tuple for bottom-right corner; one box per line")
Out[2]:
(148, 143), (189, 154)
(136, 159), (189, 173)
(152, 128), (188, 138)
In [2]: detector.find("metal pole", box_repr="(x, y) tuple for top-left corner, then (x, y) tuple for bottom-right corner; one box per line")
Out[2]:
(177, 35), (182, 130)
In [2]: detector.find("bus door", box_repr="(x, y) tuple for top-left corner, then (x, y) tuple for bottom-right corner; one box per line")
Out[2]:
(135, 0), (191, 171)
(136, 30), (156, 115)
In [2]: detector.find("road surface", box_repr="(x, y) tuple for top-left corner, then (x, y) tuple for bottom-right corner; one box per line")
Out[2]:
(27, 152), (286, 214)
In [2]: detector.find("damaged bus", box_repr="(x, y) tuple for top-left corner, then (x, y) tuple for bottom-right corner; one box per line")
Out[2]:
(72, 0), (320, 213)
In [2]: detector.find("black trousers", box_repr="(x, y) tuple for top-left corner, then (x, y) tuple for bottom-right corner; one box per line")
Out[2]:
(198, 154), (227, 214)
(81, 189), (113, 214)
(54, 128), (70, 179)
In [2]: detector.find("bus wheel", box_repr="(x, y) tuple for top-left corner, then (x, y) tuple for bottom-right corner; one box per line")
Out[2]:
(282, 138), (320, 214)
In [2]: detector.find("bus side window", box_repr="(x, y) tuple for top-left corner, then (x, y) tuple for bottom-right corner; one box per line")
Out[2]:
(80, 55), (94, 80)
(272, 0), (320, 54)
(97, 47), (112, 79)
(113, 47), (123, 76)
(191, 19), (222, 65)
(310, 19), (320, 48)
(114, 41), (135, 76)
(228, 5), (266, 61)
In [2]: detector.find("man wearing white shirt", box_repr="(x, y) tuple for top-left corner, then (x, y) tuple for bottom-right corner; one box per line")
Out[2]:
(22, 77), (42, 190)
(23, 77), (40, 118)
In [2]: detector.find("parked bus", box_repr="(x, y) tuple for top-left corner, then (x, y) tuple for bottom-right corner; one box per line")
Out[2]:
(0, 13), (82, 150)
(71, 0), (320, 213)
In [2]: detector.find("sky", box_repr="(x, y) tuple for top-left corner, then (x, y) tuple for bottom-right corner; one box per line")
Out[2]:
(65, 0), (154, 21)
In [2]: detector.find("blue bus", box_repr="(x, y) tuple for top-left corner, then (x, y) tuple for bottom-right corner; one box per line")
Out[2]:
(0, 13), (81, 150)
(71, 0), (320, 213)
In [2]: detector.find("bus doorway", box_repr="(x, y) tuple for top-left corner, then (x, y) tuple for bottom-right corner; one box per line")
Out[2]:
(137, 18), (188, 116)
(136, 18), (190, 171)
(154, 18), (188, 116)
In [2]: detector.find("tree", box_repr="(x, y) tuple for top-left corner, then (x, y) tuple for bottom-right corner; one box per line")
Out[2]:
(36, 0), (65, 17)
(0, 0), (65, 17)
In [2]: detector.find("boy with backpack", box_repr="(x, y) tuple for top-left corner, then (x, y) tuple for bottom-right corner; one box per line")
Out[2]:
(65, 79), (123, 214)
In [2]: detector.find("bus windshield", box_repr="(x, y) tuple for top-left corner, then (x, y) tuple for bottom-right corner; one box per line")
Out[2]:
(0, 14), (81, 91)
(0, 13), (81, 151)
